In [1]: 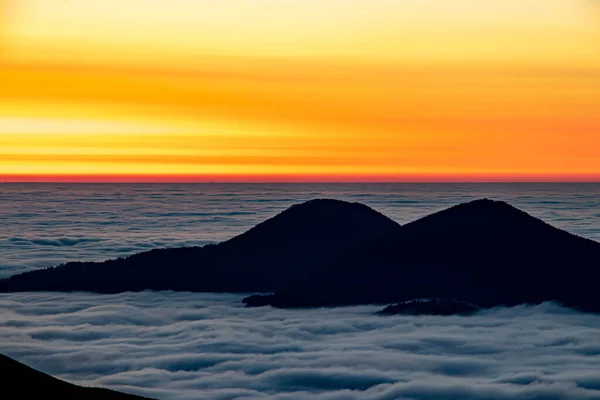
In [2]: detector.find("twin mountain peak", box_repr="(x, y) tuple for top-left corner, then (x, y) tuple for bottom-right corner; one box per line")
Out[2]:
(2, 198), (599, 313)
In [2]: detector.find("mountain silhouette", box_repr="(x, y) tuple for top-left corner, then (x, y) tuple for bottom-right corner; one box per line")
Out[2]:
(0, 353), (151, 399)
(0, 199), (399, 293)
(244, 199), (600, 312)
(2, 198), (600, 313)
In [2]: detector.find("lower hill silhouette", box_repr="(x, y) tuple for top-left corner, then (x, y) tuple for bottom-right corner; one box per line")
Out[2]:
(244, 199), (600, 313)
(0, 199), (399, 293)
(377, 299), (480, 316)
(0, 353), (152, 399)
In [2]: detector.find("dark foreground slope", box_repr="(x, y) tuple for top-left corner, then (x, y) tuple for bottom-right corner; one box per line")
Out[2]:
(245, 199), (600, 312)
(0, 199), (399, 293)
(0, 354), (151, 399)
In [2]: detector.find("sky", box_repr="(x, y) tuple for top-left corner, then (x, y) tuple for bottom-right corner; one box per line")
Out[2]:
(0, 0), (599, 182)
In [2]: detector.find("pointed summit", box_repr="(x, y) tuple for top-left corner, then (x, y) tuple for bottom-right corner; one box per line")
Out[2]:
(430, 198), (525, 218)
(401, 198), (562, 243)
(407, 198), (544, 228)
(229, 198), (397, 245)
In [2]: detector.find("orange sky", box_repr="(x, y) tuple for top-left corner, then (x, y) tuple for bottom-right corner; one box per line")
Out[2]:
(1, 0), (599, 182)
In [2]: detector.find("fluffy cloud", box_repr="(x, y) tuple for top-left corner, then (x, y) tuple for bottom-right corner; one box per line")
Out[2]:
(1, 292), (600, 400)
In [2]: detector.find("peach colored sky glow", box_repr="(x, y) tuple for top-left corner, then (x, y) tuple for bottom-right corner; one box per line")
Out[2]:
(1, 0), (599, 181)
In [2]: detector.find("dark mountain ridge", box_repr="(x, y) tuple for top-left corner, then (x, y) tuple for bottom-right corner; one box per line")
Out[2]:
(2, 198), (600, 313)
(0, 353), (152, 399)
(0, 199), (400, 293)
(244, 199), (600, 312)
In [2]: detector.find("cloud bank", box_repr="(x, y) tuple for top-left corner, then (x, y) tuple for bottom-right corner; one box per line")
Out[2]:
(1, 292), (600, 400)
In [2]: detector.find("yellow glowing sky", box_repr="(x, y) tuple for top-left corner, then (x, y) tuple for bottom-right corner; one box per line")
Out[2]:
(0, 0), (599, 181)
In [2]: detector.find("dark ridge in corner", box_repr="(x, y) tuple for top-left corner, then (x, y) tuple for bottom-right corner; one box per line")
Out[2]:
(0, 353), (152, 399)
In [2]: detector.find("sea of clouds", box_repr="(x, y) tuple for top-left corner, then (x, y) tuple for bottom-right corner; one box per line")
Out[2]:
(2, 184), (600, 399)
(1, 292), (600, 400)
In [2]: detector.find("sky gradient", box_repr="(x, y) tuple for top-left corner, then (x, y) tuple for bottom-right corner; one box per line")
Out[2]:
(1, 0), (599, 182)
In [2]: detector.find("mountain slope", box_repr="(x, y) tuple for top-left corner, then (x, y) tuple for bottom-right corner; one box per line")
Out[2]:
(0, 199), (400, 293)
(246, 199), (600, 312)
(0, 354), (151, 399)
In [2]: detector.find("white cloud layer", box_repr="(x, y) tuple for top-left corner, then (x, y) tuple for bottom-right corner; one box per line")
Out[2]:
(1, 292), (600, 400)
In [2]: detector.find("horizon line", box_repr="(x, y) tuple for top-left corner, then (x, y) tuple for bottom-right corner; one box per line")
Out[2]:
(3, 182), (600, 185)
(2, 174), (600, 184)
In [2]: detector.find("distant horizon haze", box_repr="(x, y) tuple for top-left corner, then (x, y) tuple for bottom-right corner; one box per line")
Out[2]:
(2, 174), (600, 183)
